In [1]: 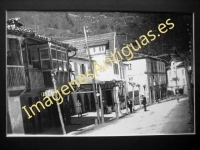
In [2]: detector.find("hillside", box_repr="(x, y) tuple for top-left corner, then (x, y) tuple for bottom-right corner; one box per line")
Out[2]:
(7, 11), (192, 59)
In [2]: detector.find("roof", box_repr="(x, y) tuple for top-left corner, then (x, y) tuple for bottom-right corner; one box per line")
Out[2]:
(166, 61), (184, 70)
(62, 32), (116, 59)
(7, 26), (77, 51)
(176, 62), (185, 68)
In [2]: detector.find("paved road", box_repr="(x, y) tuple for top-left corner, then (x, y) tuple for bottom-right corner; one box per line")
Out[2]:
(80, 97), (194, 136)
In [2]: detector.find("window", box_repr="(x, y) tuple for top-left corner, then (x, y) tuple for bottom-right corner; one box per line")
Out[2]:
(154, 62), (156, 72)
(57, 51), (62, 60)
(80, 64), (85, 74)
(30, 48), (41, 69)
(113, 63), (119, 74)
(160, 63), (162, 72)
(7, 38), (23, 65)
(42, 60), (51, 70)
(173, 62), (176, 69)
(40, 49), (49, 59)
(89, 45), (106, 55)
(123, 68), (125, 79)
(51, 50), (57, 59)
(30, 49), (39, 61)
(62, 52), (66, 61)
(74, 62), (78, 75)
(63, 62), (67, 71)
(151, 62), (153, 72)
(53, 60), (58, 70)
(183, 78), (185, 85)
(128, 64), (132, 70)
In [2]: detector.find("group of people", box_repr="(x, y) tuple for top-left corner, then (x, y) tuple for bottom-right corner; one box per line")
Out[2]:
(127, 95), (147, 113)
(76, 91), (181, 118)
(76, 95), (149, 118)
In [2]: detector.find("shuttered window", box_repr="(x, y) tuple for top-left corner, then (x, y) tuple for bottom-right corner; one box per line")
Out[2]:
(80, 64), (85, 74)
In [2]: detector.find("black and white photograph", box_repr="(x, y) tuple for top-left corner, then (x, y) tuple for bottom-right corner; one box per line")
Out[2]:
(6, 11), (195, 137)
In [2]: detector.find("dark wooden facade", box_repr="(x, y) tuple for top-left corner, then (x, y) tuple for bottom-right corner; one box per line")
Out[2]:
(7, 28), (77, 134)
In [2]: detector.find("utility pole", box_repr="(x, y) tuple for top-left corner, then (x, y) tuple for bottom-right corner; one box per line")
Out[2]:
(114, 86), (119, 119)
(51, 70), (66, 134)
(83, 26), (100, 124)
(99, 84), (104, 123)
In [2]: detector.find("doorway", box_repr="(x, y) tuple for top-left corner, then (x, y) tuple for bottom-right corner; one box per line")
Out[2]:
(84, 94), (90, 111)
(105, 90), (113, 106)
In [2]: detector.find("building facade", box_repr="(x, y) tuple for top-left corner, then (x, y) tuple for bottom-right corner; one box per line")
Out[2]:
(124, 57), (167, 105)
(7, 23), (77, 134)
(166, 61), (187, 95)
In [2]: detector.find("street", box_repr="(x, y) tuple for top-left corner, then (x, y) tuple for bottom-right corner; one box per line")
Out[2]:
(80, 97), (194, 136)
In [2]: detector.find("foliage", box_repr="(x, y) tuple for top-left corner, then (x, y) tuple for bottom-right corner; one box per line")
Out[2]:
(7, 11), (192, 60)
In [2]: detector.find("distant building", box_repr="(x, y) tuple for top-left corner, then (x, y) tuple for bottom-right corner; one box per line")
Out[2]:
(166, 61), (187, 95)
(124, 57), (167, 105)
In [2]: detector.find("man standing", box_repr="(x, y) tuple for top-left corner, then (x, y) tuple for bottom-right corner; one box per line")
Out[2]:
(142, 95), (147, 111)
(127, 99), (133, 113)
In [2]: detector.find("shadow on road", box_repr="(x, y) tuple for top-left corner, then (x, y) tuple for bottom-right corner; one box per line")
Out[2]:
(42, 115), (113, 134)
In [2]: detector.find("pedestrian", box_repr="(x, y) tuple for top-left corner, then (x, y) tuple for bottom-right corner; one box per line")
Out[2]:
(142, 95), (147, 111)
(127, 99), (133, 113)
(76, 100), (82, 117)
(103, 98), (108, 114)
(176, 90), (180, 103)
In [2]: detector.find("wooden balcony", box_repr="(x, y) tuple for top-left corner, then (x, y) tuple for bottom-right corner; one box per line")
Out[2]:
(7, 65), (26, 91)
(27, 69), (45, 91)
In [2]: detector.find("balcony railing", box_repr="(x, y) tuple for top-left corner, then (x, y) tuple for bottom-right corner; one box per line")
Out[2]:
(7, 65), (26, 91)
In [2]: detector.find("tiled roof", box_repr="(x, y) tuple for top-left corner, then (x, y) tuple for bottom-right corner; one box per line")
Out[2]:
(62, 32), (116, 59)
(7, 27), (76, 51)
